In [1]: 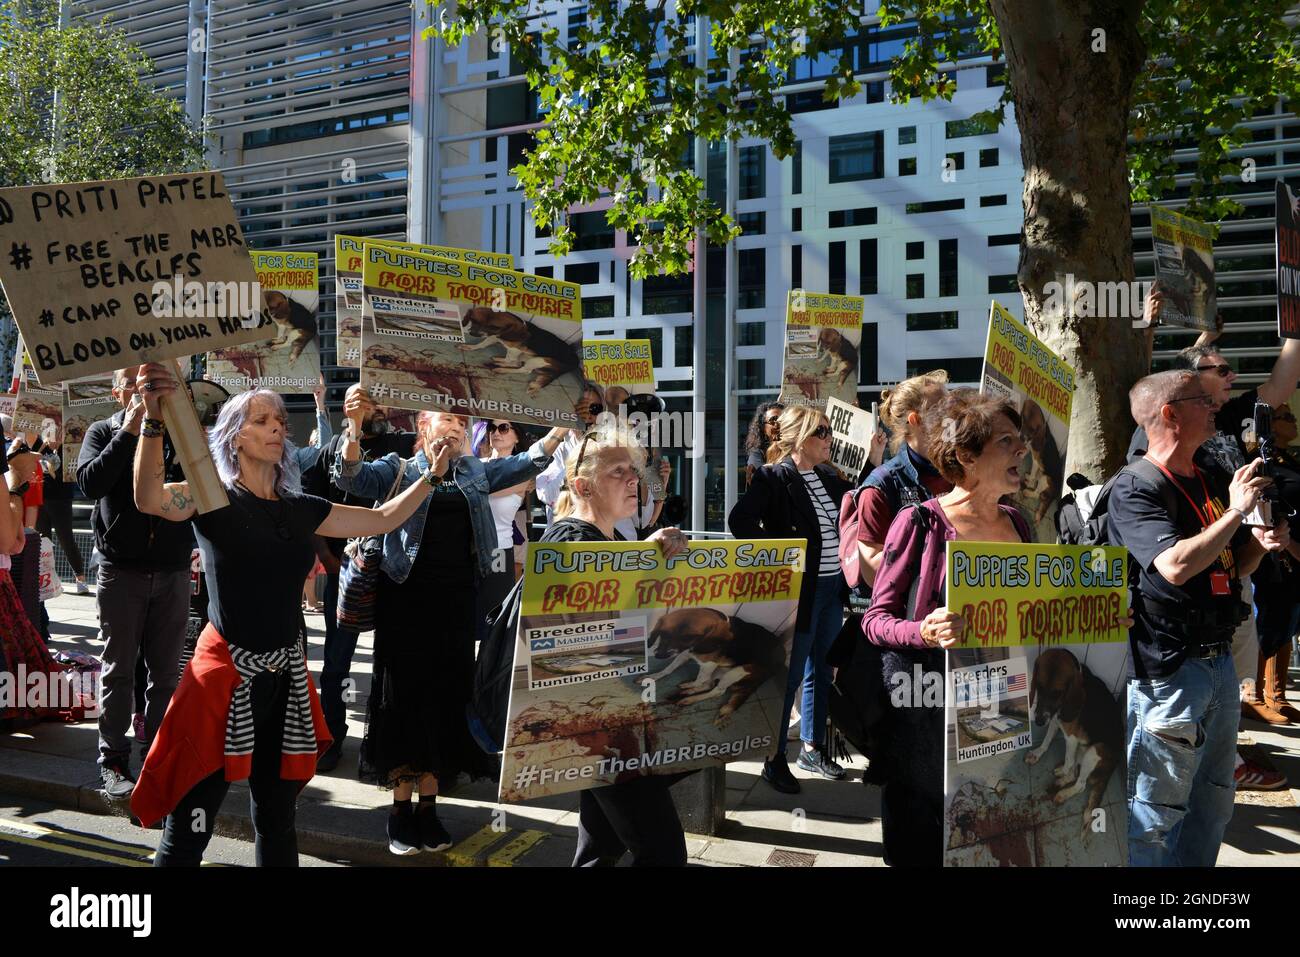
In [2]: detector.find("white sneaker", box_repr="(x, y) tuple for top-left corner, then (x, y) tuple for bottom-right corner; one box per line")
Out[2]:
(74, 580), (91, 595)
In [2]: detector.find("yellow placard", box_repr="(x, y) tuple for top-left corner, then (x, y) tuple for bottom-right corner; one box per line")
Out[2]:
(786, 290), (865, 328)
(582, 339), (654, 389)
(945, 542), (1130, 648)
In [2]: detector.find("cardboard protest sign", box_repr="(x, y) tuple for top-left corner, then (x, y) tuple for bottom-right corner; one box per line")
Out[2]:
(582, 338), (654, 406)
(499, 538), (804, 802)
(825, 396), (877, 483)
(778, 290), (864, 408)
(62, 374), (118, 482)
(14, 353), (63, 439)
(206, 251), (321, 393)
(0, 172), (267, 384)
(0, 393), (15, 421)
(943, 541), (1130, 867)
(1277, 180), (1300, 339)
(359, 243), (584, 428)
(333, 235), (514, 367)
(1149, 206), (1217, 331)
(980, 302), (1074, 545)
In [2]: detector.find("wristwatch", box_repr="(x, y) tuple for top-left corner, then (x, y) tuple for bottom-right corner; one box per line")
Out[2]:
(422, 468), (444, 487)
(8, 481), (29, 498)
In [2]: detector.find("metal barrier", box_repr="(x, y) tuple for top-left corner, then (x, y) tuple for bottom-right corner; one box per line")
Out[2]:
(48, 529), (96, 584)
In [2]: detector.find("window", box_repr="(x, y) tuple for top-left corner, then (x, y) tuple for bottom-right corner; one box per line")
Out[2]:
(739, 322), (765, 346)
(829, 241), (846, 295)
(898, 126), (916, 144)
(642, 271), (692, 314)
(980, 148), (999, 168)
(906, 311), (958, 331)
(738, 248), (766, 308)
(787, 90), (837, 114)
(829, 207), (877, 228)
(792, 141), (803, 194)
(987, 233), (1021, 246)
(791, 244), (802, 289)
(740, 146), (765, 200)
(908, 356), (983, 381)
(906, 198), (965, 214)
(906, 241), (925, 260)
(738, 212), (766, 235)
(945, 152), (965, 171)
(829, 131), (884, 182)
(939, 238), (958, 296)
(571, 210), (615, 249)
(565, 262), (601, 284)
(792, 208), (802, 231)
(898, 157), (917, 176)
(906, 274), (925, 299)
(860, 239), (878, 295)
(533, 266), (553, 277)
(989, 274), (1019, 294)
(946, 114), (999, 138)
(585, 296), (614, 319)
(980, 194), (1008, 207)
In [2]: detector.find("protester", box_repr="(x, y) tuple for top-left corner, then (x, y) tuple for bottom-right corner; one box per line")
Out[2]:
(292, 377), (332, 475)
(75, 367), (192, 799)
(333, 407), (569, 856)
(543, 425), (691, 866)
(1252, 404), (1300, 723)
(128, 366), (452, 866)
(1110, 371), (1290, 866)
(729, 404), (851, 792)
(862, 389), (1032, 866)
(473, 418), (533, 616)
(0, 429), (65, 729)
(299, 383), (417, 772)
(853, 371), (950, 589)
(36, 428), (89, 594)
(743, 402), (784, 487)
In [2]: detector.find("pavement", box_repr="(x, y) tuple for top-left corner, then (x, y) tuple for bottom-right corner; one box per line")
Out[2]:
(2, 588), (1297, 867)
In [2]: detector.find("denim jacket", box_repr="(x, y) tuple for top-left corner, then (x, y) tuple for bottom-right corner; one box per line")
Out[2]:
(332, 439), (552, 582)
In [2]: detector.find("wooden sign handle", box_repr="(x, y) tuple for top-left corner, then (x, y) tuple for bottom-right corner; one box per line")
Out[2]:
(159, 359), (228, 514)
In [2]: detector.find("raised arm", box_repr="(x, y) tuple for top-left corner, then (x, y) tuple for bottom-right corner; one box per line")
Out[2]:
(1257, 335), (1300, 408)
(316, 436), (454, 539)
(132, 364), (196, 523)
(483, 427), (568, 492)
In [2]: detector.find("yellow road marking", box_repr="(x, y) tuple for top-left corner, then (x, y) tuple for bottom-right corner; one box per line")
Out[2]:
(0, 830), (151, 867)
(486, 828), (547, 867)
(0, 817), (226, 867)
(444, 825), (506, 867)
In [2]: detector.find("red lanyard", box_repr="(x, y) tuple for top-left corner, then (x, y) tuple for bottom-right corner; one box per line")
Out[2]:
(1146, 457), (1217, 529)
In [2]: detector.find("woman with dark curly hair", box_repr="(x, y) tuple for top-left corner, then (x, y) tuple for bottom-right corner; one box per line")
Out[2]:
(744, 402), (784, 487)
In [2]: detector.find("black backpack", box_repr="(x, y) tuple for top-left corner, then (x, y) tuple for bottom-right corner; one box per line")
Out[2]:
(1056, 456), (1176, 547)
(466, 575), (525, 755)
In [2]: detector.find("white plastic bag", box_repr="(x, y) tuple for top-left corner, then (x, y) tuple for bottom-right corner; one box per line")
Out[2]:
(38, 535), (64, 601)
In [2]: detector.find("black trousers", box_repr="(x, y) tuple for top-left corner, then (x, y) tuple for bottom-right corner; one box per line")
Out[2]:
(36, 498), (84, 578)
(573, 775), (688, 867)
(154, 670), (299, 867)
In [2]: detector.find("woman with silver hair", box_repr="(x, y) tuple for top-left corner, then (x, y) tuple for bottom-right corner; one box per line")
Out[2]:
(126, 363), (453, 867)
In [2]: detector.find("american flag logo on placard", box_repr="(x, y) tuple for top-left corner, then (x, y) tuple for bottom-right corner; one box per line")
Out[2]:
(613, 624), (645, 641)
(1005, 673), (1027, 693)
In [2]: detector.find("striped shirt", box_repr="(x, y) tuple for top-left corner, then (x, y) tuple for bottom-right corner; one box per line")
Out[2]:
(800, 469), (842, 577)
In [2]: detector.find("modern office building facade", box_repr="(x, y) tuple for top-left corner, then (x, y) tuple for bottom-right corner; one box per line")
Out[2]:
(45, 1), (1300, 530)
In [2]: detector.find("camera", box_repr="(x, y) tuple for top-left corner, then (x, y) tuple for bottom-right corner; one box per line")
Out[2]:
(1246, 400), (1282, 527)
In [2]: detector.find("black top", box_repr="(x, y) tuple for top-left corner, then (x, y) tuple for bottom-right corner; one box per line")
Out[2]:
(539, 517), (624, 545)
(75, 409), (193, 571)
(1107, 463), (1251, 680)
(1128, 388), (1257, 476)
(407, 484), (475, 586)
(192, 487), (332, 652)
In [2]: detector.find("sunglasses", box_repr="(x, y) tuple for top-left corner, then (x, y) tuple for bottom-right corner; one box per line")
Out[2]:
(1168, 392), (1216, 408)
(811, 425), (833, 440)
(764, 416), (781, 426)
(488, 422), (515, 434)
(1195, 362), (1233, 378)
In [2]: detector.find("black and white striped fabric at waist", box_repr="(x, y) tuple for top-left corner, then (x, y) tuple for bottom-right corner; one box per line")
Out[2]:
(224, 641), (317, 763)
(799, 469), (842, 577)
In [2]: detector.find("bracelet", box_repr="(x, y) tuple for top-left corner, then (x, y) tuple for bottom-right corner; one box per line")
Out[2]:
(142, 418), (166, 438)
(9, 482), (28, 498)
(423, 468), (443, 487)
(1225, 506), (1244, 521)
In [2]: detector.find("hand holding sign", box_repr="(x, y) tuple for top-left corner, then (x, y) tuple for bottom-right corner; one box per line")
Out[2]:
(921, 606), (965, 648)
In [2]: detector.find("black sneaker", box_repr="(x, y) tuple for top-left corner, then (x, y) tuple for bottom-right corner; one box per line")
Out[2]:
(418, 809), (452, 852)
(316, 740), (343, 773)
(761, 755), (801, 794)
(99, 763), (135, 799)
(796, 746), (846, 780)
(387, 805), (421, 856)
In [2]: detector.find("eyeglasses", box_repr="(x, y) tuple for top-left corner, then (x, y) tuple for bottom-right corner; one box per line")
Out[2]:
(1167, 392), (1216, 408)
(489, 422), (514, 434)
(811, 425), (833, 440)
(1195, 362), (1233, 378)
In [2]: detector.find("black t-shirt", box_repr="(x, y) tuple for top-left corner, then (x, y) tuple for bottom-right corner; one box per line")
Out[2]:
(407, 484), (474, 586)
(192, 487), (332, 652)
(1108, 464), (1251, 680)
(539, 517), (625, 545)
(1127, 388), (1257, 475)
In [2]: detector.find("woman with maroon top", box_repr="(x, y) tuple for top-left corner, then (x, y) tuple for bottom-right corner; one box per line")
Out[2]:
(863, 390), (1032, 866)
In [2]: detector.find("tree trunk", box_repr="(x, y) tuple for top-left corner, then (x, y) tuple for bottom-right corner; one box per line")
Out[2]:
(991, 0), (1149, 483)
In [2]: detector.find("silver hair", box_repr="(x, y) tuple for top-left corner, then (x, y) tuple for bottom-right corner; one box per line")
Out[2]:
(208, 388), (301, 496)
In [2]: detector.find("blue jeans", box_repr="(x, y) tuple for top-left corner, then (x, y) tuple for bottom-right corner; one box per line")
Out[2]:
(1126, 652), (1239, 867)
(319, 568), (360, 744)
(777, 574), (843, 757)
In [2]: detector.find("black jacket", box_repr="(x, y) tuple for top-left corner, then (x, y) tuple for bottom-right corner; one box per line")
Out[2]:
(75, 408), (192, 571)
(727, 458), (850, 630)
